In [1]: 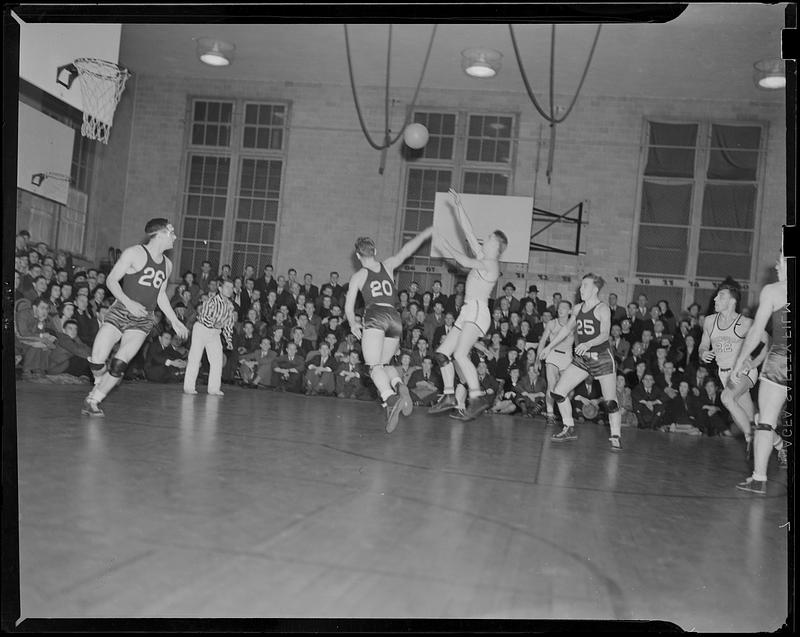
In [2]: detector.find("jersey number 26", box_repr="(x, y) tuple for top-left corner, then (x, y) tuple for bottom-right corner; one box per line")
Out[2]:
(138, 267), (166, 289)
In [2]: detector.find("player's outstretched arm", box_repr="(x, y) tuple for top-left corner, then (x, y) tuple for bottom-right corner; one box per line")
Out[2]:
(541, 306), (580, 356)
(344, 269), (367, 339)
(383, 226), (434, 272)
(157, 259), (188, 340)
(448, 188), (484, 259)
(434, 227), (483, 270)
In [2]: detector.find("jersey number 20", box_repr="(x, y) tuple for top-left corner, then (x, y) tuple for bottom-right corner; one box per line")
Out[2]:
(576, 319), (596, 336)
(369, 280), (392, 297)
(138, 267), (166, 288)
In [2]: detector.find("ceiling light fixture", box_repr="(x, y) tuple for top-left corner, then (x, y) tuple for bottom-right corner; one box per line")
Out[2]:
(461, 48), (502, 78)
(753, 58), (785, 90)
(195, 37), (235, 67)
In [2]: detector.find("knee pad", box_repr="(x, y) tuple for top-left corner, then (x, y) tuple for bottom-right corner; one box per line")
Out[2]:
(755, 422), (776, 432)
(550, 392), (567, 404)
(433, 351), (452, 368)
(604, 400), (620, 414)
(89, 360), (107, 378)
(108, 358), (129, 378)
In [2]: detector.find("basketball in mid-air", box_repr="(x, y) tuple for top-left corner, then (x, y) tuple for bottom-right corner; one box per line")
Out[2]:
(403, 123), (429, 149)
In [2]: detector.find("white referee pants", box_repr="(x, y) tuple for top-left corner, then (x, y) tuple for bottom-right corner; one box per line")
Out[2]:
(184, 322), (224, 393)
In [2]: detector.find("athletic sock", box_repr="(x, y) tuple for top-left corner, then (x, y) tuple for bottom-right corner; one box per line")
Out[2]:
(443, 388), (455, 395)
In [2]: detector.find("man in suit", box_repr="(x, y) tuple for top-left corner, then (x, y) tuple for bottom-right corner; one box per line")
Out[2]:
(407, 356), (442, 406)
(144, 330), (187, 383)
(496, 282), (521, 314)
(74, 293), (98, 346)
(432, 311), (456, 350)
(46, 319), (92, 378)
(272, 341), (306, 393)
(197, 260), (213, 293)
(631, 373), (665, 429)
(254, 264), (278, 298)
(336, 349), (371, 399)
(238, 336), (278, 387)
(626, 302), (644, 340)
(301, 273), (319, 303)
(304, 341), (336, 395)
(327, 272), (345, 307)
(523, 285), (547, 316)
(423, 300), (445, 345)
(608, 293), (627, 325)
(408, 281), (423, 307)
(429, 280), (447, 310)
(445, 281), (466, 316)
(609, 323), (631, 365)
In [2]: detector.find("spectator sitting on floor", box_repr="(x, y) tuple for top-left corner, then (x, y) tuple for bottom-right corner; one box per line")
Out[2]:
(654, 359), (681, 399)
(491, 365), (525, 415)
(615, 373), (638, 427)
(697, 378), (729, 436)
(272, 341), (305, 393)
(54, 301), (75, 334)
(452, 359), (499, 419)
(238, 336), (278, 388)
(690, 365), (711, 397)
(662, 380), (703, 435)
(289, 326), (311, 359)
(632, 373), (665, 430)
(16, 298), (58, 379)
(494, 347), (522, 388)
(571, 376), (605, 424)
(410, 336), (430, 368)
(336, 350), (371, 400)
(144, 331), (187, 383)
(395, 352), (418, 387)
(46, 319), (92, 379)
(304, 341), (336, 396)
(73, 293), (97, 346)
(515, 362), (547, 417)
(407, 356), (442, 407)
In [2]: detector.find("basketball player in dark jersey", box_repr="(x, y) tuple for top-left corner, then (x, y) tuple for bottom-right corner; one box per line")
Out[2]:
(82, 218), (188, 416)
(345, 227), (434, 433)
(733, 250), (790, 494)
(538, 273), (624, 451)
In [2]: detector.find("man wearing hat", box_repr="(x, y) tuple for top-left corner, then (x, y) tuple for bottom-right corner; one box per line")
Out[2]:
(496, 282), (520, 314)
(522, 285), (547, 317)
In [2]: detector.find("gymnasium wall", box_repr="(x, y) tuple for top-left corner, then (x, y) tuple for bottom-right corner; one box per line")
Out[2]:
(93, 74), (786, 306)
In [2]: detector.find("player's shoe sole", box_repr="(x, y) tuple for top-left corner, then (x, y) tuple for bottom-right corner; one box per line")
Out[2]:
(396, 383), (413, 417)
(385, 395), (404, 434)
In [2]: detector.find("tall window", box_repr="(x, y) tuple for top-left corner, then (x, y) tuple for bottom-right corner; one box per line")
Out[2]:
(633, 120), (766, 311)
(398, 110), (515, 293)
(179, 99), (287, 277)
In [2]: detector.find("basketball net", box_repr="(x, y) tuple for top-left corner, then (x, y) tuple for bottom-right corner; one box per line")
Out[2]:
(74, 58), (131, 144)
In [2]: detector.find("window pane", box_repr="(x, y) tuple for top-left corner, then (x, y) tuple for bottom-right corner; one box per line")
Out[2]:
(707, 149), (758, 180)
(636, 225), (689, 275)
(711, 124), (761, 150)
(640, 181), (692, 225)
(644, 147), (695, 178)
(697, 251), (751, 280)
(701, 184), (756, 228)
(698, 229), (752, 253)
(649, 122), (698, 147)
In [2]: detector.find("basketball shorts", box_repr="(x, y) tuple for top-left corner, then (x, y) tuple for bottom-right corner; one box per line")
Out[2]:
(363, 305), (403, 339)
(545, 347), (572, 372)
(571, 347), (616, 378)
(454, 298), (491, 335)
(104, 300), (156, 335)
(718, 366), (757, 390)
(760, 349), (788, 388)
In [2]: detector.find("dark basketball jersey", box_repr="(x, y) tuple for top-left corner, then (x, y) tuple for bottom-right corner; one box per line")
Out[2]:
(361, 263), (395, 306)
(771, 304), (788, 355)
(575, 302), (609, 353)
(121, 245), (168, 311)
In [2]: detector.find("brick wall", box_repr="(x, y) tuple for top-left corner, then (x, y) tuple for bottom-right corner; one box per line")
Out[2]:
(91, 75), (786, 307)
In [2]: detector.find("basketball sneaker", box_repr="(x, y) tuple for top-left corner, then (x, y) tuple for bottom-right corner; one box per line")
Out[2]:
(736, 476), (766, 495)
(428, 393), (458, 415)
(395, 382), (413, 416)
(461, 394), (492, 421)
(777, 447), (788, 469)
(81, 399), (104, 417)
(552, 426), (578, 442)
(609, 435), (622, 452)
(384, 394), (404, 434)
(449, 407), (468, 420)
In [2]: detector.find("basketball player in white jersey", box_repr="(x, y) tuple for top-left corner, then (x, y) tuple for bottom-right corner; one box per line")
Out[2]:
(699, 281), (769, 460)
(428, 189), (508, 421)
(537, 299), (575, 427)
(538, 274), (623, 451)
(733, 250), (790, 494)
(345, 227), (434, 433)
(82, 218), (189, 416)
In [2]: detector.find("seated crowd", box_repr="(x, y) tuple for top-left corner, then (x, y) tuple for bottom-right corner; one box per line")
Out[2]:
(13, 230), (746, 437)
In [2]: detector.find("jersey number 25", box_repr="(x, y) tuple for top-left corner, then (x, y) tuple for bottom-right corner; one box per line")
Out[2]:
(576, 319), (596, 336)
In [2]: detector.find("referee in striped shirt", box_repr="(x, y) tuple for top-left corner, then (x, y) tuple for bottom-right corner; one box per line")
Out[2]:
(184, 279), (236, 395)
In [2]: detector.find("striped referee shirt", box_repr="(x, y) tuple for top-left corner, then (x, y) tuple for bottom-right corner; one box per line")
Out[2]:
(198, 293), (236, 349)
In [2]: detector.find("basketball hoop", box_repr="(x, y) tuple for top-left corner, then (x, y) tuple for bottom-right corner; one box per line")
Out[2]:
(57, 58), (131, 144)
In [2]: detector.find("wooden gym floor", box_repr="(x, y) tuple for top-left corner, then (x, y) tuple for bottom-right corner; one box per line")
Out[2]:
(10, 382), (790, 630)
